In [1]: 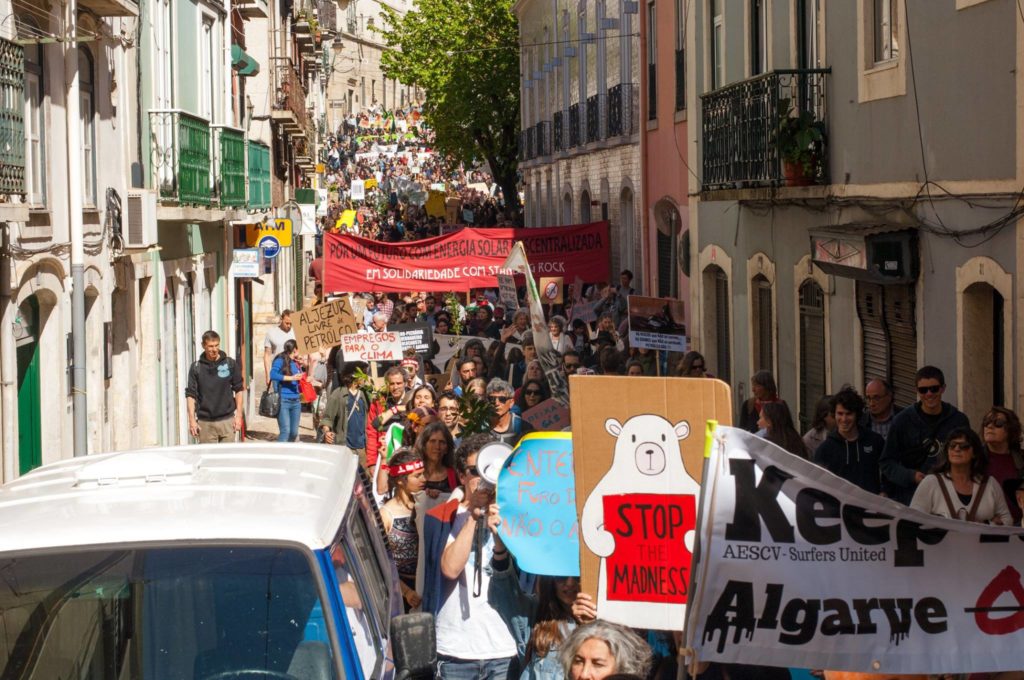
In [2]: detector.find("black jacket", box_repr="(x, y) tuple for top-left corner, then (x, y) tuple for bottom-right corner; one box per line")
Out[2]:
(879, 402), (970, 504)
(814, 428), (885, 494)
(185, 351), (244, 421)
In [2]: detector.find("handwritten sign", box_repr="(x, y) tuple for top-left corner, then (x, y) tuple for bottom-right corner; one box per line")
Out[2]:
(603, 493), (695, 603)
(497, 433), (579, 576)
(341, 331), (402, 362)
(293, 299), (360, 354)
(497, 273), (519, 311)
(522, 398), (570, 431)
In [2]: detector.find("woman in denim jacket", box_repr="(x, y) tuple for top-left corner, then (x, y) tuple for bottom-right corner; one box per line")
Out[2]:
(488, 511), (597, 679)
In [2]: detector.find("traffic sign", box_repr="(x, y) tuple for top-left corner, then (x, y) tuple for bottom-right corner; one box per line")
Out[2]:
(259, 236), (281, 259)
(245, 219), (292, 247)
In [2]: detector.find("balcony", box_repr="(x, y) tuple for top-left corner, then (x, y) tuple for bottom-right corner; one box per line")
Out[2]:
(0, 38), (25, 199)
(568, 103), (581, 148)
(213, 125), (246, 207)
(149, 110), (211, 206)
(553, 111), (564, 152)
(585, 94), (598, 143)
(234, 0), (269, 18)
(607, 83), (638, 138)
(77, 0), (137, 17)
(525, 126), (536, 160)
(294, 132), (317, 172)
(700, 69), (830, 192)
(535, 121), (550, 157)
(248, 141), (272, 210)
(271, 59), (310, 136)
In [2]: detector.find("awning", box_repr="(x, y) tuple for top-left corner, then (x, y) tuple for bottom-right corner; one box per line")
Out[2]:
(231, 44), (260, 77)
(809, 223), (918, 284)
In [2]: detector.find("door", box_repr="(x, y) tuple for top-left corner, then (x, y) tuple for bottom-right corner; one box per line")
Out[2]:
(798, 281), (826, 432)
(16, 297), (41, 474)
(163, 280), (178, 445)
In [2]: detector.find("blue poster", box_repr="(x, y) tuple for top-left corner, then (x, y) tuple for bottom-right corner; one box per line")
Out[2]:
(497, 432), (579, 576)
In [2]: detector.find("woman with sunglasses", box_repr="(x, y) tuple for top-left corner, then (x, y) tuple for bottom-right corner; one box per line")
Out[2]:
(910, 426), (1012, 525)
(516, 379), (550, 415)
(980, 406), (1024, 524)
(676, 351), (711, 378)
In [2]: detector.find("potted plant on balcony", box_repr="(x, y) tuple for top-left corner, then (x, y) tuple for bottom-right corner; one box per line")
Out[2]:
(778, 104), (825, 186)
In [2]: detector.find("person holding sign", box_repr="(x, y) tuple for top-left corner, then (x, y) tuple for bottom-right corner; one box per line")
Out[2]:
(269, 340), (305, 443)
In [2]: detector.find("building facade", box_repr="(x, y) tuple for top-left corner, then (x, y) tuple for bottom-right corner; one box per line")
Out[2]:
(688, 0), (1021, 430)
(515, 0), (643, 282)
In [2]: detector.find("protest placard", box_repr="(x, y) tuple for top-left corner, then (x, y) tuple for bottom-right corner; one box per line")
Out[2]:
(522, 398), (570, 431)
(540, 277), (564, 304)
(497, 273), (519, 311)
(340, 331), (402, 362)
(687, 426), (1024, 675)
(627, 295), (687, 352)
(424, 373), (450, 393)
(390, 322), (434, 356)
(571, 375), (732, 631)
(497, 433), (578, 576)
(350, 179), (365, 201)
(293, 299), (360, 355)
(432, 334), (495, 372)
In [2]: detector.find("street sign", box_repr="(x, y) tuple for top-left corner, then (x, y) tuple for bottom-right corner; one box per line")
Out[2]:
(245, 219), (293, 248)
(231, 248), (260, 278)
(259, 236), (281, 259)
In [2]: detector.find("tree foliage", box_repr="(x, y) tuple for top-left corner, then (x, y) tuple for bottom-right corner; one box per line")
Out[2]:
(378, 0), (521, 215)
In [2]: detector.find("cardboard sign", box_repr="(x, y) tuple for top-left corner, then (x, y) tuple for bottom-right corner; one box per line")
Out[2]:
(341, 331), (402, 362)
(627, 295), (687, 352)
(391, 322), (434, 355)
(293, 299), (360, 355)
(497, 273), (519, 311)
(424, 373), (450, 393)
(245, 219), (293, 248)
(540, 277), (564, 304)
(571, 375), (732, 631)
(522, 398), (570, 431)
(497, 433), (579, 576)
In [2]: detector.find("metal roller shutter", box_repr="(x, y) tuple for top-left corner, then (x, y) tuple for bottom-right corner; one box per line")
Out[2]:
(886, 284), (918, 409)
(856, 282), (889, 391)
(799, 281), (826, 432)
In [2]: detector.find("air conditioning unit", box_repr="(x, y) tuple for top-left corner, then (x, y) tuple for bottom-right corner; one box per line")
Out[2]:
(124, 189), (158, 249)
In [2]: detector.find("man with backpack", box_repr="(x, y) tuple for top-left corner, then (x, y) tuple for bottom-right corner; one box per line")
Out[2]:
(185, 330), (245, 443)
(486, 378), (533, 447)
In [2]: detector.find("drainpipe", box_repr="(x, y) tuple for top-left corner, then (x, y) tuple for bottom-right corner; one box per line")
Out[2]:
(638, 7), (651, 294)
(66, 0), (87, 456)
(1, 223), (15, 482)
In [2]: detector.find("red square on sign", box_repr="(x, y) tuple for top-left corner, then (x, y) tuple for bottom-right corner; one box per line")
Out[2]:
(602, 494), (696, 604)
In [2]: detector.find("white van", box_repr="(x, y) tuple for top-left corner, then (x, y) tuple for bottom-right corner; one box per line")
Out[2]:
(0, 444), (435, 680)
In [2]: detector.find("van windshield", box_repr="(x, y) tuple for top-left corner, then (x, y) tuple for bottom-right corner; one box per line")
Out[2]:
(0, 546), (340, 680)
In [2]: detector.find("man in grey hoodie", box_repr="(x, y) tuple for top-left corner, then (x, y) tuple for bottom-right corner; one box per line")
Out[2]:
(814, 388), (885, 494)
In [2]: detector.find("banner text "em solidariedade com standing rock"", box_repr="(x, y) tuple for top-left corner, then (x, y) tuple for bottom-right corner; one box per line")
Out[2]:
(687, 426), (1024, 676)
(323, 222), (611, 293)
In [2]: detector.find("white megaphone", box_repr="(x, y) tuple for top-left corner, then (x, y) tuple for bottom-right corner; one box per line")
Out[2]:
(475, 441), (513, 492)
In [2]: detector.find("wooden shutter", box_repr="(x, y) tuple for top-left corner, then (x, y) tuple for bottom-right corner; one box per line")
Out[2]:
(754, 276), (774, 372)
(799, 281), (826, 431)
(714, 268), (731, 383)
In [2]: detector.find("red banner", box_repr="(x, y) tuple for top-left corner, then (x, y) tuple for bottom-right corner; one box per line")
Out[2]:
(323, 222), (610, 293)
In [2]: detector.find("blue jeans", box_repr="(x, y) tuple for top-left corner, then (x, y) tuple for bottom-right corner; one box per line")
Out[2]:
(277, 399), (301, 442)
(437, 655), (512, 680)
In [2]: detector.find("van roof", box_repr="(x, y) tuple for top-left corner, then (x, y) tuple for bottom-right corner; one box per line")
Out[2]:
(0, 444), (361, 555)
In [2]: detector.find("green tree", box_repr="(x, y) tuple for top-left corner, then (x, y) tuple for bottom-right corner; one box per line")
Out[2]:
(378, 0), (521, 217)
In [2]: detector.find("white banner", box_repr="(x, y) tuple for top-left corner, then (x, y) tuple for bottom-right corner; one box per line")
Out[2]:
(687, 426), (1024, 675)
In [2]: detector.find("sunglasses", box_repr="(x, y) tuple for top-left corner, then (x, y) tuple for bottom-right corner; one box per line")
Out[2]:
(917, 385), (943, 395)
(488, 395), (512, 403)
(984, 417), (1008, 428)
(690, 364), (705, 371)
(464, 465), (480, 477)
(949, 441), (973, 452)
(524, 390), (542, 396)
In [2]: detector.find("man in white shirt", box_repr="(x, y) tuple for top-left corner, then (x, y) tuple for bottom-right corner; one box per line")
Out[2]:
(432, 433), (517, 679)
(263, 310), (295, 386)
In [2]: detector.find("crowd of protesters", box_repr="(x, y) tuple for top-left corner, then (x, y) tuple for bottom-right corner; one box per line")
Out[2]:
(260, 259), (1024, 679)
(315, 105), (517, 244)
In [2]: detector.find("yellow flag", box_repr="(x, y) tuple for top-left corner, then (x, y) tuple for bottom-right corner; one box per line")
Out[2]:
(425, 190), (447, 218)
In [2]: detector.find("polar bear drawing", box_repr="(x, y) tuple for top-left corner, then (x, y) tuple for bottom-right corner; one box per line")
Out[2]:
(581, 414), (698, 627)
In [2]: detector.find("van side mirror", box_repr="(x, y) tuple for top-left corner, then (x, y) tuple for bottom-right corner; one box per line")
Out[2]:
(390, 612), (436, 680)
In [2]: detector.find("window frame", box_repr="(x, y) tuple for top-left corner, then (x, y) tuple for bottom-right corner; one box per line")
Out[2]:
(710, 0), (725, 89)
(23, 45), (45, 207)
(79, 47), (96, 207)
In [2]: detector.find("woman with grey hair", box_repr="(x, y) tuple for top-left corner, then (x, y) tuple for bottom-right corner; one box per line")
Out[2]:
(559, 619), (652, 679)
(548, 315), (571, 354)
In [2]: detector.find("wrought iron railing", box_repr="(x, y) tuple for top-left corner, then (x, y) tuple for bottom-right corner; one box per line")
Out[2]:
(149, 110), (211, 205)
(525, 125), (536, 160)
(213, 125), (246, 207)
(272, 58), (310, 132)
(0, 38), (24, 196)
(700, 68), (830, 190)
(248, 140), (272, 210)
(675, 49), (686, 111)
(535, 121), (550, 157)
(553, 111), (564, 151)
(586, 94), (600, 143)
(648, 63), (657, 120)
(568, 103), (581, 148)
(607, 83), (638, 138)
